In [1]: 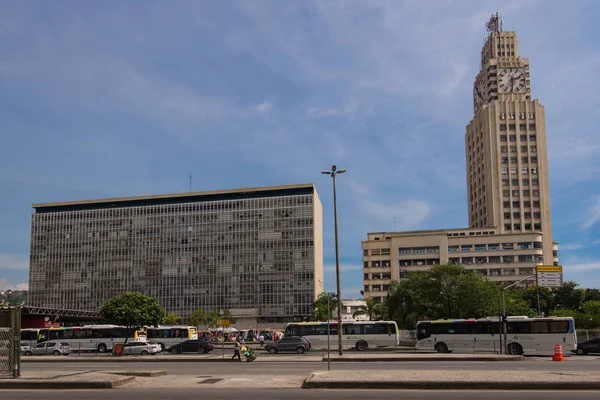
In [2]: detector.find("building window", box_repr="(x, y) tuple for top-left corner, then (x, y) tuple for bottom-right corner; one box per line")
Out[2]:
(533, 200), (540, 207)
(512, 201), (520, 207)
(503, 201), (510, 208)
(530, 145), (537, 152)
(525, 223), (532, 229)
(524, 201), (531, 207)
(520, 134), (527, 141)
(521, 145), (527, 152)
(532, 178), (539, 186)
(504, 212), (511, 219)
(511, 167), (517, 174)
(502, 167), (508, 175)
(503, 190), (510, 197)
(532, 189), (539, 196)
(529, 134), (536, 141)
(511, 178), (519, 185)
(523, 190), (530, 197)
(512, 212), (520, 218)
(534, 212), (541, 219)
(513, 223), (521, 230)
(501, 157), (508, 164)
(534, 223), (542, 230)
(512, 190), (519, 197)
(510, 145), (517, 153)
(521, 156), (528, 163)
(509, 135), (517, 142)
(521, 167), (528, 175)
(524, 212), (531, 219)
(509, 124), (516, 130)
(363, 261), (369, 268)
(504, 223), (511, 230)
(501, 145), (508, 153)
(522, 178), (529, 185)
(510, 156), (517, 163)
(502, 179), (509, 186)
(519, 123), (526, 131)
(500, 135), (507, 142)
(500, 124), (507, 131)
(531, 167), (538, 175)
(529, 123), (536, 130)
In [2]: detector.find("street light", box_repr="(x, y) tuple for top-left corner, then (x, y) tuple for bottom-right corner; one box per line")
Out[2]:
(321, 165), (346, 356)
(500, 274), (535, 354)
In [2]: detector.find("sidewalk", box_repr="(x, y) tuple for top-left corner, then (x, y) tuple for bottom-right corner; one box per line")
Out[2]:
(0, 370), (164, 389)
(302, 370), (600, 390)
(321, 353), (524, 362)
(20, 354), (324, 363)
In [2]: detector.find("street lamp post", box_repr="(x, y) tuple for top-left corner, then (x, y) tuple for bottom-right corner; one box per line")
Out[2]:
(322, 165), (346, 356)
(500, 274), (535, 354)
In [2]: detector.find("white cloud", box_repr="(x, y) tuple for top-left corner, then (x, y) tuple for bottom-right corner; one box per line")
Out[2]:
(581, 196), (600, 228)
(560, 244), (583, 251)
(0, 253), (29, 270)
(0, 279), (28, 291)
(256, 101), (273, 114)
(323, 263), (363, 273)
(361, 199), (432, 231)
(565, 262), (600, 273)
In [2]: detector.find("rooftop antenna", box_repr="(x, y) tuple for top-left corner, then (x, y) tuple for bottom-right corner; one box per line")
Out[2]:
(189, 170), (192, 192)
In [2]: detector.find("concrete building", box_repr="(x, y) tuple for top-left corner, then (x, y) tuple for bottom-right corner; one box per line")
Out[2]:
(340, 299), (368, 321)
(362, 16), (558, 302)
(28, 184), (323, 325)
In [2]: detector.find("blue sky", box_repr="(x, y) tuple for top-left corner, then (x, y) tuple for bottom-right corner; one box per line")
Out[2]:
(1, 0), (599, 296)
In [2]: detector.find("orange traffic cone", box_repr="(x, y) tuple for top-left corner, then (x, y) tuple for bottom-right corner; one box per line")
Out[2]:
(552, 343), (565, 361)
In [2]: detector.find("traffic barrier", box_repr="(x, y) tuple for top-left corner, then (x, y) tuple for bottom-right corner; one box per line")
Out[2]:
(552, 343), (565, 361)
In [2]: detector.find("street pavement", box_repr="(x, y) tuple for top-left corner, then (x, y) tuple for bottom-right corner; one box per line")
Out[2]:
(2, 389), (600, 400)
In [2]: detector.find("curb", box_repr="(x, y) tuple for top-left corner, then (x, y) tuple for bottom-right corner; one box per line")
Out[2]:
(106, 370), (168, 377)
(301, 379), (600, 390)
(321, 356), (524, 362)
(20, 356), (317, 363)
(0, 376), (135, 390)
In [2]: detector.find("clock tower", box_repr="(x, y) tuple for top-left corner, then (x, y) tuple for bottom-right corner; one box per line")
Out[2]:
(466, 14), (557, 266)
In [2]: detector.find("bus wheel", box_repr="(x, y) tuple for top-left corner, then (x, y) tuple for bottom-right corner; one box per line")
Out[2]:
(507, 343), (523, 355)
(24, 351), (33, 356)
(434, 343), (448, 353)
(97, 344), (107, 353)
(356, 341), (368, 351)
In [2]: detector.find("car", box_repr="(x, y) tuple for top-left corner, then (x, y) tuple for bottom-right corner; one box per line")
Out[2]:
(20, 345), (32, 356)
(122, 341), (161, 355)
(573, 337), (600, 355)
(264, 336), (311, 354)
(31, 342), (71, 356)
(167, 339), (213, 354)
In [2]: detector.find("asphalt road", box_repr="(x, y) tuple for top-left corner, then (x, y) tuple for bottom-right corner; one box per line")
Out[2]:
(21, 358), (600, 374)
(2, 389), (600, 400)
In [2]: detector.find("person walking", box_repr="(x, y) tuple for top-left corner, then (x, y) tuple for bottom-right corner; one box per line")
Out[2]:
(231, 342), (241, 362)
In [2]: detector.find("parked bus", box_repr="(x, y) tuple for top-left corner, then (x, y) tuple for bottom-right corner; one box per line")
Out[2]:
(145, 325), (199, 351)
(20, 328), (44, 348)
(415, 316), (576, 355)
(29, 325), (145, 353)
(284, 320), (399, 351)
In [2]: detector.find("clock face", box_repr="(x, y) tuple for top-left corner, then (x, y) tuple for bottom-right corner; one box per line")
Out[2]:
(473, 80), (486, 110)
(498, 68), (526, 93)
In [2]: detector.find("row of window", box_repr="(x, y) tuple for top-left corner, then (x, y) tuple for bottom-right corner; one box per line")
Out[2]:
(504, 211), (541, 220)
(503, 189), (540, 197)
(500, 134), (536, 142)
(501, 144), (537, 153)
(449, 242), (543, 252)
(499, 111), (535, 120)
(364, 272), (392, 280)
(501, 156), (538, 164)
(499, 123), (536, 131)
(503, 200), (540, 209)
(505, 222), (542, 230)
(448, 254), (544, 264)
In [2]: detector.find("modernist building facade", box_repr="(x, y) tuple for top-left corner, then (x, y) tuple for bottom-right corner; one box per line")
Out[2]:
(363, 16), (558, 301)
(28, 184), (324, 324)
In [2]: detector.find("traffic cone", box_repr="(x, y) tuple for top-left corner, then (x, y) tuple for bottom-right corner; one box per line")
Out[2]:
(552, 343), (565, 361)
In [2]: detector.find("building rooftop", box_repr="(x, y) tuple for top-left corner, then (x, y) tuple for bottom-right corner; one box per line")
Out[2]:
(32, 183), (316, 213)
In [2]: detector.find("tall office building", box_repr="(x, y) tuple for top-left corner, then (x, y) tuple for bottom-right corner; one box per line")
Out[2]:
(466, 14), (554, 265)
(362, 16), (558, 301)
(28, 184), (324, 326)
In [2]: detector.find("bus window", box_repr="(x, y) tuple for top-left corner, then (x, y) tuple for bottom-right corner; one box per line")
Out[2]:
(364, 324), (387, 335)
(549, 321), (569, 333)
(344, 324), (363, 335)
(417, 324), (431, 340)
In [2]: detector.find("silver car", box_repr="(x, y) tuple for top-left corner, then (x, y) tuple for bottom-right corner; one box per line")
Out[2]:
(122, 341), (161, 355)
(31, 341), (71, 356)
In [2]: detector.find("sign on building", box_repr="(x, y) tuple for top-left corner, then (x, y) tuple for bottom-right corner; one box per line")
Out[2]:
(536, 265), (563, 287)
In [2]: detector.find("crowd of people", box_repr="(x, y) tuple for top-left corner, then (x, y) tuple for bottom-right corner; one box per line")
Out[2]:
(198, 329), (283, 344)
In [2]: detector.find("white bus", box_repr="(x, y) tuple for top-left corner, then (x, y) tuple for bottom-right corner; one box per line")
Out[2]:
(284, 320), (399, 351)
(39, 325), (145, 353)
(145, 325), (199, 351)
(416, 316), (576, 356)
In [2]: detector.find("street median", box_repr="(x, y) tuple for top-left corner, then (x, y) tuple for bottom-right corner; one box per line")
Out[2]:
(302, 370), (600, 390)
(321, 353), (524, 362)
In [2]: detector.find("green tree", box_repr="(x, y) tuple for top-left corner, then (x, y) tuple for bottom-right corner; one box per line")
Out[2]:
(552, 281), (585, 311)
(99, 292), (165, 335)
(577, 301), (600, 329)
(353, 297), (384, 320)
(312, 292), (340, 321)
(189, 308), (207, 327)
(503, 289), (535, 317)
(164, 312), (184, 325)
(584, 289), (600, 302)
(521, 285), (553, 315)
(384, 263), (499, 327)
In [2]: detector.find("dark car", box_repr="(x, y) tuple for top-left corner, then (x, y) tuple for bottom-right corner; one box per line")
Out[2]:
(167, 339), (213, 354)
(264, 336), (311, 354)
(573, 337), (600, 355)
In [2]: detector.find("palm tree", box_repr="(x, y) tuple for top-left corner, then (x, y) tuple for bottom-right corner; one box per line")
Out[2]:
(312, 292), (341, 321)
(353, 297), (384, 320)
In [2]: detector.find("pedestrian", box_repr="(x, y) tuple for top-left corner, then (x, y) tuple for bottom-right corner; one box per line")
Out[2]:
(259, 334), (264, 345)
(231, 342), (241, 362)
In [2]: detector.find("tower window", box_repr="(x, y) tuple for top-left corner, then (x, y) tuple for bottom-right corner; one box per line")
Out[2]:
(500, 124), (507, 131)
(519, 124), (526, 131)
(529, 134), (536, 141)
(500, 135), (507, 142)
(529, 123), (536, 130)
(509, 135), (516, 142)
